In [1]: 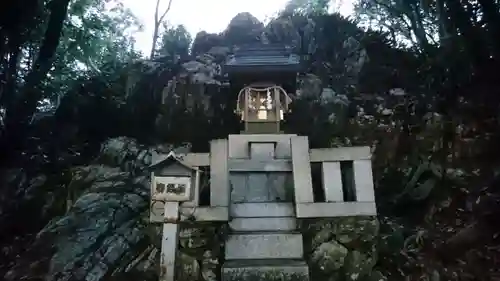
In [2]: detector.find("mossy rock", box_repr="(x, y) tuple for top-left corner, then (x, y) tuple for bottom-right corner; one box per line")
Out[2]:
(343, 250), (376, 281)
(311, 241), (349, 274)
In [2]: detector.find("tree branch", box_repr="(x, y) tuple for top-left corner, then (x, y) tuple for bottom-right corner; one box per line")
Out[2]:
(158, 0), (173, 24)
(149, 0), (173, 59)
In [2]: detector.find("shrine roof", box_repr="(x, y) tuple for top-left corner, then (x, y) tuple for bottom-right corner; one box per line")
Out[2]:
(223, 44), (301, 74)
(150, 151), (199, 172)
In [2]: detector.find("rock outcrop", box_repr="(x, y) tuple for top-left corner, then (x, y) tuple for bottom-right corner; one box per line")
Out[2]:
(302, 217), (385, 281)
(5, 138), (153, 281)
(4, 136), (227, 281)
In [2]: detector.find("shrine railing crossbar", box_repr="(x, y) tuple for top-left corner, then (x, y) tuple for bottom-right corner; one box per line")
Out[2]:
(149, 138), (376, 223)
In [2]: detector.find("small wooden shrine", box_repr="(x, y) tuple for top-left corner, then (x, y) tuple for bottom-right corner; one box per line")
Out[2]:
(224, 44), (301, 133)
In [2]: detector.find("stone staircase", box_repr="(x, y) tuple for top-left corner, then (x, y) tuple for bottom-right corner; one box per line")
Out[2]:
(222, 203), (309, 281)
(222, 134), (310, 281)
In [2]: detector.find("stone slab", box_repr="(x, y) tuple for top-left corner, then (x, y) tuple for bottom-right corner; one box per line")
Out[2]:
(230, 173), (291, 203)
(179, 206), (228, 222)
(225, 233), (304, 260)
(228, 134), (296, 159)
(150, 205), (228, 223)
(229, 217), (297, 232)
(295, 202), (377, 218)
(230, 203), (295, 218)
(321, 162), (344, 202)
(353, 160), (376, 202)
(222, 259), (310, 281)
(309, 146), (371, 162)
(250, 142), (276, 159)
(210, 139), (229, 206)
(175, 146), (373, 166)
(228, 159), (292, 172)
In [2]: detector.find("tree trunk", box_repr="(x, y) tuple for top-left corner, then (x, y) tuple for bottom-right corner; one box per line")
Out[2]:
(1, 0), (71, 165)
(150, 24), (160, 59)
(3, 48), (22, 107)
(150, 0), (173, 59)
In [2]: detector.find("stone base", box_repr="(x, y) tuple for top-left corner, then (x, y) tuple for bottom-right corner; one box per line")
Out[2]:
(225, 233), (304, 260)
(222, 259), (310, 281)
(229, 217), (297, 232)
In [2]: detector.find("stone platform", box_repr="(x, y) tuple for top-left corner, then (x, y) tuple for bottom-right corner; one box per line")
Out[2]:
(222, 259), (310, 281)
(225, 232), (304, 260)
(224, 201), (309, 280)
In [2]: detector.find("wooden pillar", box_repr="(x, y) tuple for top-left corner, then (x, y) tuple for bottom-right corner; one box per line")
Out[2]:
(274, 87), (281, 131)
(159, 202), (179, 281)
(244, 88), (249, 132)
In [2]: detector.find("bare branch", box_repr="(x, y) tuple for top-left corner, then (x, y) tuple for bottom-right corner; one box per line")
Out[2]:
(150, 0), (173, 59)
(158, 0), (173, 24)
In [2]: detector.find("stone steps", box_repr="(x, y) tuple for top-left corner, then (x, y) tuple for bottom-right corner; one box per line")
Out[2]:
(229, 217), (297, 232)
(225, 232), (304, 260)
(230, 202), (295, 218)
(222, 259), (310, 281)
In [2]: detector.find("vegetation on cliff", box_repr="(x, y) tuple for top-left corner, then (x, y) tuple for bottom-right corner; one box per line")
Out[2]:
(0, 0), (499, 280)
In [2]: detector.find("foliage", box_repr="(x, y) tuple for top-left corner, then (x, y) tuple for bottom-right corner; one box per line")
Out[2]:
(283, 0), (331, 15)
(156, 24), (192, 59)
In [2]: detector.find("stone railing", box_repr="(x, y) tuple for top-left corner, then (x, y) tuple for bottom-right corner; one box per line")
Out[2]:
(290, 136), (377, 218)
(154, 136), (377, 222)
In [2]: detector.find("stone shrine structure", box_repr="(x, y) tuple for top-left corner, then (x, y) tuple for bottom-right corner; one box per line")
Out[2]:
(149, 44), (377, 281)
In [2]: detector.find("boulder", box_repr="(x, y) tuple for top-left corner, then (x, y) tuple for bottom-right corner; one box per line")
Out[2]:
(224, 12), (264, 45)
(304, 217), (380, 280)
(334, 217), (380, 244)
(311, 241), (348, 273)
(297, 74), (323, 98)
(5, 138), (156, 281)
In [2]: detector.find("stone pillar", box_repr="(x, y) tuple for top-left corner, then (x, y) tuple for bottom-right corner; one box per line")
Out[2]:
(321, 162), (344, 202)
(210, 139), (229, 207)
(291, 136), (314, 203)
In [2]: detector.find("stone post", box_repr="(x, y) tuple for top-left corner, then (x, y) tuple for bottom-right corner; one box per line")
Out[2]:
(159, 202), (179, 281)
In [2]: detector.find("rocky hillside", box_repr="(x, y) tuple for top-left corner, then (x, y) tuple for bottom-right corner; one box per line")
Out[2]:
(1, 6), (499, 281)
